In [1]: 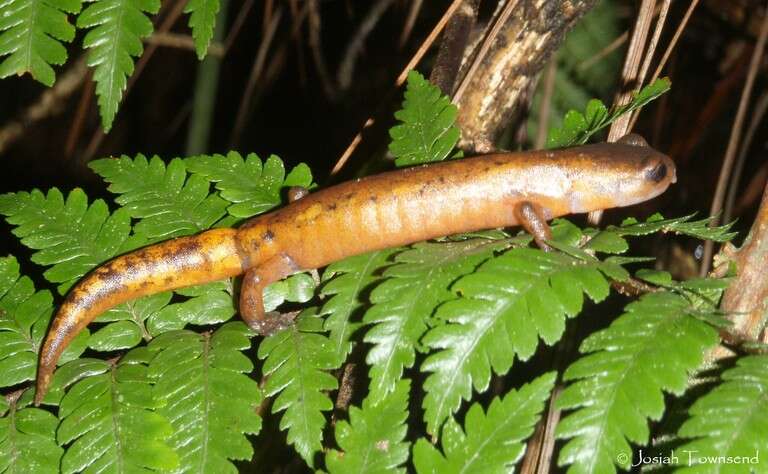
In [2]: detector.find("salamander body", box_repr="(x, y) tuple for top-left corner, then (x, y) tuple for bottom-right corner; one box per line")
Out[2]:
(34, 135), (675, 404)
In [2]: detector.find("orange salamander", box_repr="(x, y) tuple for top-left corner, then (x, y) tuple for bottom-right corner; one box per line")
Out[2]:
(34, 134), (675, 404)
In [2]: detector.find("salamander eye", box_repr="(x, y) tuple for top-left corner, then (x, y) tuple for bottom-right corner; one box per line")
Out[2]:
(644, 161), (667, 183)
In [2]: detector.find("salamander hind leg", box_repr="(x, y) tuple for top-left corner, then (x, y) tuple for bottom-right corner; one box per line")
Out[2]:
(514, 201), (553, 251)
(240, 253), (300, 335)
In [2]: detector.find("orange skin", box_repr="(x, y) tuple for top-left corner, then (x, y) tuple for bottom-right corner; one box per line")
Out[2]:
(34, 135), (675, 404)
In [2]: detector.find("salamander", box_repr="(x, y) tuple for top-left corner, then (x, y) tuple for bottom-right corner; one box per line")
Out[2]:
(34, 134), (676, 404)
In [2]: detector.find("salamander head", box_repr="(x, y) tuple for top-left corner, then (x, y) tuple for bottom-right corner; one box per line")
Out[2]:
(566, 135), (676, 213)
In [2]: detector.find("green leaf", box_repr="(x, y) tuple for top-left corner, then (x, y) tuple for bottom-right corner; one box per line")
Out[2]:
(413, 372), (555, 474)
(676, 355), (768, 472)
(556, 292), (720, 473)
(186, 152), (313, 218)
(77, 0), (160, 131)
(88, 291), (171, 350)
(0, 256), (88, 389)
(185, 0), (219, 58)
(0, 0), (80, 85)
(421, 247), (610, 434)
(89, 155), (227, 241)
(610, 214), (737, 242)
(0, 403), (63, 473)
(320, 249), (398, 361)
(0, 189), (140, 292)
(547, 78), (672, 148)
(57, 352), (179, 473)
(148, 322), (262, 472)
(326, 379), (411, 474)
(389, 70), (460, 166)
(364, 239), (505, 402)
(258, 309), (338, 467)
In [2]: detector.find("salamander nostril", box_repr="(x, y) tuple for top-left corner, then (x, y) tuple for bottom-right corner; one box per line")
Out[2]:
(645, 162), (667, 183)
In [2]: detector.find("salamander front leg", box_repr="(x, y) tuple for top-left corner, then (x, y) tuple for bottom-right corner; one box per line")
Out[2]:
(239, 253), (300, 335)
(514, 201), (553, 251)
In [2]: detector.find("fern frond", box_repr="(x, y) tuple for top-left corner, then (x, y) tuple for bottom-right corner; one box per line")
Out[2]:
(0, 0), (80, 85)
(184, 0), (218, 59)
(413, 372), (555, 473)
(611, 213), (737, 242)
(676, 355), (768, 471)
(364, 239), (506, 402)
(0, 400), (63, 472)
(326, 379), (411, 473)
(389, 70), (460, 166)
(77, 0), (160, 130)
(148, 322), (262, 472)
(421, 247), (612, 434)
(87, 291), (171, 350)
(57, 349), (179, 473)
(0, 256), (87, 390)
(89, 155), (227, 241)
(0, 189), (141, 292)
(320, 249), (398, 361)
(185, 152), (313, 218)
(555, 291), (720, 473)
(258, 308), (338, 467)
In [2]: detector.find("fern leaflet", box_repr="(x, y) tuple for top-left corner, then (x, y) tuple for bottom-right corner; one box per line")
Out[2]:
(421, 247), (612, 434)
(185, 0), (219, 59)
(0, 0), (80, 85)
(676, 355), (768, 471)
(0, 189), (142, 292)
(555, 291), (720, 473)
(320, 249), (398, 361)
(258, 308), (338, 467)
(185, 151), (313, 218)
(389, 70), (460, 166)
(57, 349), (179, 473)
(364, 239), (506, 402)
(326, 379), (411, 473)
(0, 256), (88, 390)
(148, 322), (262, 472)
(413, 372), (555, 473)
(0, 398), (62, 473)
(89, 155), (227, 241)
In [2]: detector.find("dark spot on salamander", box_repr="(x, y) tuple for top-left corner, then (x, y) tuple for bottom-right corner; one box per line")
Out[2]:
(437, 176), (446, 184)
(368, 196), (377, 203)
(263, 230), (275, 241)
(327, 202), (338, 210)
(344, 192), (355, 200)
(645, 162), (667, 183)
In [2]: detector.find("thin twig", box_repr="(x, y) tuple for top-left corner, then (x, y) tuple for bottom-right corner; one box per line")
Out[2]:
(577, 31), (628, 73)
(0, 57), (88, 155)
(724, 90), (768, 222)
(700, 0), (768, 276)
(144, 32), (225, 57)
(534, 59), (557, 150)
(452, 0), (520, 105)
(64, 69), (94, 159)
(223, 0), (255, 54)
(330, 0), (465, 176)
(230, 6), (283, 147)
(650, 0), (700, 85)
(337, 0), (397, 91)
(307, 0), (336, 98)
(399, 0), (424, 48)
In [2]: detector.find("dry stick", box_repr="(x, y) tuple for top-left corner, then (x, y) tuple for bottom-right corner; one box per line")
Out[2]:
(399, 0), (424, 48)
(223, 0), (256, 53)
(83, 0), (189, 160)
(229, 6), (283, 147)
(534, 59), (557, 150)
(700, 0), (768, 276)
(0, 57), (88, 155)
(329, 0), (465, 176)
(337, 0), (397, 91)
(451, 0), (519, 105)
(307, 0), (336, 98)
(628, 0), (701, 131)
(627, 0), (670, 128)
(429, 0), (479, 96)
(724, 90), (768, 222)
(606, 0), (656, 143)
(64, 70), (95, 159)
(577, 31), (628, 73)
(144, 32), (225, 57)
